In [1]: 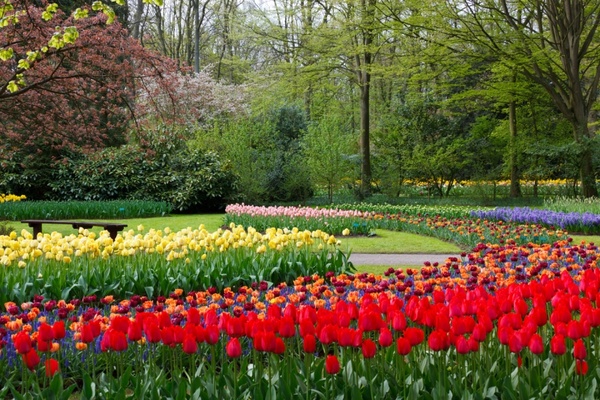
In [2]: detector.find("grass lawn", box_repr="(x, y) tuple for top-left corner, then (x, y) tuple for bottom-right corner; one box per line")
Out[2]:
(570, 234), (600, 244)
(354, 264), (412, 275)
(9, 214), (226, 237)
(340, 229), (461, 254)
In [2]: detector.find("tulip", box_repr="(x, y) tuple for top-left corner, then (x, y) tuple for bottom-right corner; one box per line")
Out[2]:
(362, 339), (377, 359)
(390, 311), (407, 332)
(428, 329), (447, 352)
(379, 328), (393, 347)
(45, 358), (60, 377)
(144, 323), (162, 344)
(303, 334), (316, 353)
(325, 354), (340, 374)
(23, 349), (40, 370)
(576, 359), (589, 375)
(52, 321), (66, 340)
(404, 327), (425, 346)
(278, 316), (296, 338)
(81, 324), (95, 344)
(205, 325), (220, 345)
(109, 330), (128, 352)
(274, 337), (286, 354)
(38, 322), (54, 342)
(396, 337), (411, 356)
(182, 334), (198, 354)
(226, 337), (242, 358)
(37, 338), (52, 352)
(573, 339), (586, 360)
(187, 307), (201, 326)
(509, 334), (523, 354)
(528, 333), (544, 355)
(111, 315), (130, 334)
(456, 336), (470, 354)
(550, 334), (566, 356)
(127, 320), (143, 342)
(14, 331), (32, 354)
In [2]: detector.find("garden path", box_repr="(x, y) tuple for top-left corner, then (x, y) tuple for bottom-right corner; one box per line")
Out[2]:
(349, 253), (458, 266)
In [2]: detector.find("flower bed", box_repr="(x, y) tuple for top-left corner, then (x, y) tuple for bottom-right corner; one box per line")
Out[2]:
(0, 224), (352, 304)
(224, 203), (377, 235)
(1, 239), (599, 398)
(472, 207), (600, 234)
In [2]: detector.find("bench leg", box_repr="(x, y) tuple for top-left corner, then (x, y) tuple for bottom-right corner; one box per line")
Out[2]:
(28, 223), (42, 237)
(106, 227), (118, 240)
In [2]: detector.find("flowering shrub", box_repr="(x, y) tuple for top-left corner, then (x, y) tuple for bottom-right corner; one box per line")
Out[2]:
(0, 240), (599, 398)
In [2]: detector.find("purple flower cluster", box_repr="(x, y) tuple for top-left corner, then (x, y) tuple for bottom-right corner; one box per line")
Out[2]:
(471, 207), (600, 234)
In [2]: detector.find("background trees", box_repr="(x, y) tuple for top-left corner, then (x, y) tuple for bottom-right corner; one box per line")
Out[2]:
(1, 0), (598, 205)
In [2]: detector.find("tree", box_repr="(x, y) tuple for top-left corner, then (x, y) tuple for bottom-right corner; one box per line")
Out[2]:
(303, 115), (356, 202)
(0, 3), (177, 197)
(432, 0), (600, 197)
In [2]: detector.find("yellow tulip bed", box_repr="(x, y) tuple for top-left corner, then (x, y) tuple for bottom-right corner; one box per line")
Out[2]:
(0, 224), (353, 304)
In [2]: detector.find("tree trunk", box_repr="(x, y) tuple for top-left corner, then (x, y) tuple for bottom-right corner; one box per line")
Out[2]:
(131, 0), (145, 40)
(580, 147), (598, 197)
(359, 82), (371, 198)
(508, 81), (521, 198)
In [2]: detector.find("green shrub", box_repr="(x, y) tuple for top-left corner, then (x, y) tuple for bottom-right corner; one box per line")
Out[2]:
(50, 127), (239, 212)
(0, 200), (171, 220)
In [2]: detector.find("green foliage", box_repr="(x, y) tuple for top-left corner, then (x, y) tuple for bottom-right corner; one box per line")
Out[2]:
(49, 127), (239, 212)
(303, 116), (356, 203)
(545, 196), (600, 215)
(0, 200), (171, 221)
(195, 105), (313, 204)
(0, 220), (15, 235)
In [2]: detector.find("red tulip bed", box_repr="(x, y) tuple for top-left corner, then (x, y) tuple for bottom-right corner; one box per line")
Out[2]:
(1, 237), (599, 399)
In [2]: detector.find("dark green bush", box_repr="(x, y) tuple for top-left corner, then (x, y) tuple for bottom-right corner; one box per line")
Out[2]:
(50, 128), (239, 212)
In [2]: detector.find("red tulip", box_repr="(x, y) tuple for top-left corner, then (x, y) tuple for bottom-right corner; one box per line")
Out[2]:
(158, 311), (172, 329)
(205, 325), (220, 345)
(396, 337), (411, 356)
(299, 320), (315, 337)
(576, 359), (589, 375)
(567, 320), (583, 341)
(274, 337), (286, 355)
(172, 326), (185, 344)
(379, 328), (393, 348)
(509, 334), (523, 354)
(161, 327), (175, 346)
(182, 334), (198, 354)
(318, 324), (338, 345)
(111, 315), (130, 334)
(528, 333), (544, 355)
(110, 330), (128, 352)
(303, 334), (316, 353)
(390, 311), (407, 332)
(90, 321), (101, 338)
(428, 329), (447, 352)
(38, 323), (54, 342)
(187, 308), (201, 326)
(37, 338), (52, 352)
(144, 323), (162, 344)
(81, 324), (95, 344)
(472, 324), (487, 342)
(22, 349), (40, 370)
(45, 358), (60, 377)
(127, 321), (143, 342)
(454, 336), (469, 354)
(195, 326), (206, 343)
(468, 337), (479, 352)
(404, 327), (424, 346)
(283, 303), (297, 322)
(573, 339), (587, 360)
(325, 354), (340, 374)
(14, 331), (32, 354)
(550, 334), (566, 356)
(278, 316), (296, 338)
(226, 317), (246, 338)
(362, 339), (377, 359)
(226, 337), (242, 358)
(358, 311), (383, 332)
(52, 321), (66, 340)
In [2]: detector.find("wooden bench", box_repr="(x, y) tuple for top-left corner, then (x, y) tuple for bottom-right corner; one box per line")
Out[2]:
(21, 220), (128, 240)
